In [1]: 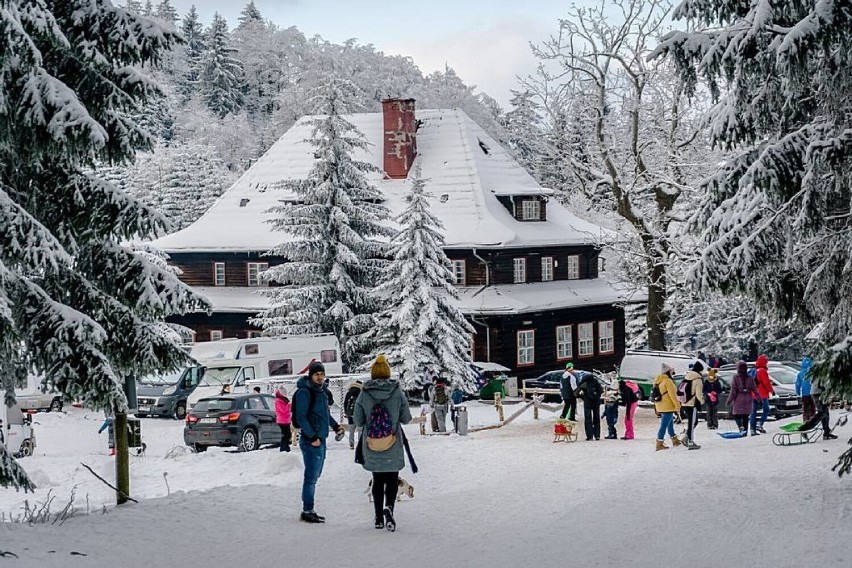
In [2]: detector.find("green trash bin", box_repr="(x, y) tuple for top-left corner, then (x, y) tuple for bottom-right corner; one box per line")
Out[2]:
(479, 376), (507, 400)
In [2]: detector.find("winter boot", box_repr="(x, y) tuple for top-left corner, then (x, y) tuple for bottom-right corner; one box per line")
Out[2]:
(383, 507), (396, 532)
(671, 435), (682, 448)
(687, 440), (701, 450)
(300, 511), (325, 524)
(749, 430), (760, 436)
(655, 439), (669, 451)
(374, 516), (385, 529)
(756, 425), (766, 434)
(824, 432), (838, 440)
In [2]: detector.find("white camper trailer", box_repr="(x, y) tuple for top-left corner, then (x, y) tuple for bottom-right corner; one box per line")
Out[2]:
(186, 334), (343, 409)
(1, 402), (36, 457)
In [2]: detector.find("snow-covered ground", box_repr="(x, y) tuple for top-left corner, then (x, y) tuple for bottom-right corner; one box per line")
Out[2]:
(1, 403), (850, 568)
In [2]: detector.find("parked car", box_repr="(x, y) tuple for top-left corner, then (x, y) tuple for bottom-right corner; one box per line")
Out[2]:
(712, 363), (802, 419)
(137, 366), (204, 420)
(184, 393), (280, 453)
(15, 391), (63, 413)
(523, 369), (607, 402)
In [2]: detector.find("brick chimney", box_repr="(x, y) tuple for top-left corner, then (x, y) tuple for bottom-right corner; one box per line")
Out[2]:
(381, 98), (417, 179)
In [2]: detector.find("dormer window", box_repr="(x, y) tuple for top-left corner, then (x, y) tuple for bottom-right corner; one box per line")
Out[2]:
(521, 200), (541, 221)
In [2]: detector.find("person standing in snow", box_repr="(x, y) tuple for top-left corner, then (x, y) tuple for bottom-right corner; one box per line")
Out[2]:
(654, 364), (681, 451)
(560, 363), (579, 421)
(293, 361), (345, 524)
(576, 371), (603, 441)
(343, 379), (363, 450)
(703, 368), (723, 430)
(618, 379), (640, 440)
(420, 365), (436, 402)
(602, 379), (620, 439)
(728, 361), (757, 435)
(750, 354), (774, 434)
(796, 357), (815, 423)
(429, 375), (450, 433)
(274, 386), (292, 452)
(681, 361), (705, 449)
(354, 354), (412, 531)
(797, 376), (838, 440)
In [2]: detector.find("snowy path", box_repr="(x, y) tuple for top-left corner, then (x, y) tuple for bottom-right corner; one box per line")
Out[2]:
(1, 406), (850, 567)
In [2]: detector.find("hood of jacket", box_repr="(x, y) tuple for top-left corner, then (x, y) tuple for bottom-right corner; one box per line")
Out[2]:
(736, 361), (749, 376)
(801, 357), (813, 373)
(275, 390), (289, 401)
(362, 378), (400, 401)
(296, 375), (323, 393)
(756, 354), (769, 368)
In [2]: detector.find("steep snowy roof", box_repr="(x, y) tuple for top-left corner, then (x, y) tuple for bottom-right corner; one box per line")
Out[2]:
(152, 109), (610, 252)
(194, 278), (643, 317)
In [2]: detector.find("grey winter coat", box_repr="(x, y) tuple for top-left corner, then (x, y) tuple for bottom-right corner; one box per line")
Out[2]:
(354, 379), (412, 473)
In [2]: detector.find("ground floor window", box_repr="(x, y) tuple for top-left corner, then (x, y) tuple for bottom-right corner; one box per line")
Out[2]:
(578, 323), (594, 356)
(517, 330), (535, 366)
(210, 330), (223, 341)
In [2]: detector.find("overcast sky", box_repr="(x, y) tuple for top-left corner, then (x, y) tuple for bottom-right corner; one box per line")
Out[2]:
(164, 0), (579, 108)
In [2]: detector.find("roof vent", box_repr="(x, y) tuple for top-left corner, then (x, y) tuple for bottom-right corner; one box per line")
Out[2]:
(239, 198), (251, 207)
(477, 139), (490, 155)
(440, 193), (449, 203)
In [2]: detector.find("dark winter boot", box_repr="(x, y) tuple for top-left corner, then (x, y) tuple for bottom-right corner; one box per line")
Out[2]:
(383, 507), (396, 532)
(824, 432), (838, 440)
(300, 511), (325, 524)
(374, 516), (385, 529)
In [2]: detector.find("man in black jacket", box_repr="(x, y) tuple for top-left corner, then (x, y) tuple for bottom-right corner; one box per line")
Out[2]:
(576, 372), (603, 441)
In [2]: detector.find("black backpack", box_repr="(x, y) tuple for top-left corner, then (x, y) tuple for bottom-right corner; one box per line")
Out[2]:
(291, 387), (316, 429)
(651, 383), (663, 403)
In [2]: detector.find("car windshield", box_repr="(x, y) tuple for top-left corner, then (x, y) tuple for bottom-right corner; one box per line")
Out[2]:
(138, 370), (183, 385)
(769, 367), (798, 384)
(198, 366), (240, 387)
(194, 399), (236, 412)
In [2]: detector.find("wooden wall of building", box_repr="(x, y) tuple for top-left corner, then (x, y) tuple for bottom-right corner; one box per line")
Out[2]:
(169, 252), (286, 287)
(444, 246), (600, 287)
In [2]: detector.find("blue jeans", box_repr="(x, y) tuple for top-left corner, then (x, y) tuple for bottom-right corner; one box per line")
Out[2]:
(749, 398), (770, 430)
(657, 412), (676, 440)
(299, 438), (326, 512)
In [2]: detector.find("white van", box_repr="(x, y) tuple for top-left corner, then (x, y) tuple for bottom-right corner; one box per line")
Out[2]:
(617, 350), (702, 400)
(186, 334), (343, 409)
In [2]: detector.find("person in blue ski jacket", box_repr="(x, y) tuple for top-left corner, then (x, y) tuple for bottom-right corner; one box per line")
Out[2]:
(796, 356), (815, 423)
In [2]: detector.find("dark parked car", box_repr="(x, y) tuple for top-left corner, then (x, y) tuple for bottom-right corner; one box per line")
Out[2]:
(709, 363), (802, 419)
(523, 370), (607, 402)
(184, 394), (280, 452)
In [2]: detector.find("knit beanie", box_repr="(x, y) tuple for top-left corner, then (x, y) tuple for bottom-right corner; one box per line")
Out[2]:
(692, 361), (704, 373)
(308, 361), (325, 379)
(565, 362), (574, 370)
(371, 354), (391, 379)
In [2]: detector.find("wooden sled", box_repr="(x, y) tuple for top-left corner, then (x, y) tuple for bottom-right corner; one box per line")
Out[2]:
(553, 420), (578, 443)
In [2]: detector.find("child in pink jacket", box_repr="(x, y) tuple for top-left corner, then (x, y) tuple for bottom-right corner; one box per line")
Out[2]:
(274, 387), (292, 452)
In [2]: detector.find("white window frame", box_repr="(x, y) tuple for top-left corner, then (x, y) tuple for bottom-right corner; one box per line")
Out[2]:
(541, 256), (554, 282)
(599, 320), (615, 354)
(450, 260), (466, 285)
(513, 257), (527, 284)
(517, 330), (535, 366)
(566, 255), (580, 280)
(578, 323), (594, 357)
(214, 262), (225, 286)
(521, 200), (540, 220)
(247, 262), (269, 287)
(210, 330), (223, 342)
(556, 325), (573, 361)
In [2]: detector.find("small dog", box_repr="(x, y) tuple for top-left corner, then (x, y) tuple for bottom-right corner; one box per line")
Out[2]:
(367, 477), (415, 501)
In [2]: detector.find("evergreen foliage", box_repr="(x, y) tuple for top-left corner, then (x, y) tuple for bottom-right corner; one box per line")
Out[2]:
(654, 0), (852, 475)
(0, 1), (207, 490)
(200, 13), (245, 118)
(370, 166), (476, 391)
(251, 79), (393, 371)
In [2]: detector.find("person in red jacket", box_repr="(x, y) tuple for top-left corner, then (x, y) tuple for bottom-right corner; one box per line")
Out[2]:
(274, 387), (292, 452)
(750, 354), (775, 434)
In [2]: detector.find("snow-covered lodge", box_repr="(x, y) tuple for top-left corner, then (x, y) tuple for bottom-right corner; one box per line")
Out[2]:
(152, 99), (638, 378)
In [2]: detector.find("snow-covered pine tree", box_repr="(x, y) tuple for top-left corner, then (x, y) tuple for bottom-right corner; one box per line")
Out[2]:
(653, 0), (852, 474)
(154, 0), (177, 25)
(237, 1), (264, 30)
(200, 13), (244, 118)
(0, 0), (207, 490)
(251, 79), (393, 371)
(501, 90), (544, 180)
(177, 5), (204, 101)
(370, 166), (476, 391)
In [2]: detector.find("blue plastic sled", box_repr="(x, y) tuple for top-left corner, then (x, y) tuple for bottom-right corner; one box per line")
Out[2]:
(718, 431), (747, 439)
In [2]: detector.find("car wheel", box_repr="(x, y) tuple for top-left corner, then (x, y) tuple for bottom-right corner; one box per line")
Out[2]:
(240, 428), (259, 452)
(49, 398), (63, 412)
(193, 443), (207, 453)
(174, 402), (187, 420)
(18, 439), (33, 457)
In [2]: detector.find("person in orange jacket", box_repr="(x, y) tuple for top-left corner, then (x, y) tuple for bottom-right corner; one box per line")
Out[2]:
(750, 354), (775, 434)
